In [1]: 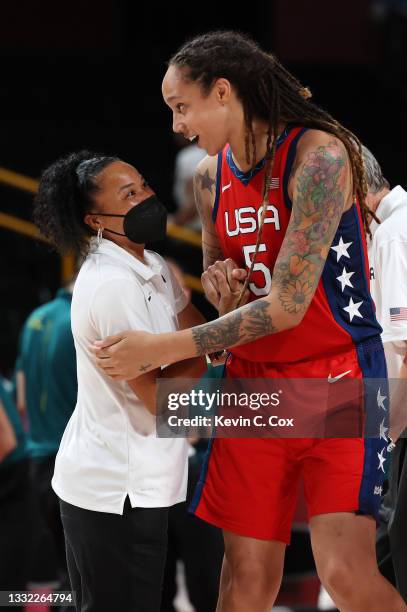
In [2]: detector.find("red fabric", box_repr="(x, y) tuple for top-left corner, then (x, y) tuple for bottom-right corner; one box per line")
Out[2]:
(214, 127), (357, 363)
(194, 351), (366, 544)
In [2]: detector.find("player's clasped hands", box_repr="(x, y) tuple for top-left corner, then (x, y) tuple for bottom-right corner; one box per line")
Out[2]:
(201, 258), (250, 315)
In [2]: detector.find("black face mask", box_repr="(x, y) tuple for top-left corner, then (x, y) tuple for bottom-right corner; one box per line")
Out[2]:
(93, 195), (167, 244)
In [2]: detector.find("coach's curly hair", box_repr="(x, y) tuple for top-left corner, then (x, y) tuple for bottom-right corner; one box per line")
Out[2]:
(33, 150), (119, 256)
(169, 30), (378, 237)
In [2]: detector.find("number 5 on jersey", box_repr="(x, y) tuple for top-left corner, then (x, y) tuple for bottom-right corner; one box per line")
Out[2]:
(243, 244), (272, 296)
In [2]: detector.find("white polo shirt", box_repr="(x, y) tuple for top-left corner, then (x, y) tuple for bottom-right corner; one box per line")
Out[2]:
(368, 186), (407, 378)
(52, 238), (189, 514)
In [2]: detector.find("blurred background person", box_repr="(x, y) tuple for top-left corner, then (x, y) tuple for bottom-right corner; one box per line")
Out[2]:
(363, 145), (407, 603)
(0, 375), (31, 612)
(15, 278), (77, 595)
(171, 135), (206, 232)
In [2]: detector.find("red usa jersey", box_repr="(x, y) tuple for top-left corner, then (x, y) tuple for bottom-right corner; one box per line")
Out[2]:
(213, 125), (382, 363)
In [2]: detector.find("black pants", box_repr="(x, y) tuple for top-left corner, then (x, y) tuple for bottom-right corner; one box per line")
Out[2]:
(160, 505), (223, 612)
(60, 497), (169, 612)
(160, 455), (223, 612)
(377, 438), (407, 603)
(30, 456), (69, 586)
(0, 459), (32, 612)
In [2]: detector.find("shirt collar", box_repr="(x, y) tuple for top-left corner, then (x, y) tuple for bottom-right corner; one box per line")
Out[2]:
(91, 238), (163, 282)
(370, 186), (407, 237)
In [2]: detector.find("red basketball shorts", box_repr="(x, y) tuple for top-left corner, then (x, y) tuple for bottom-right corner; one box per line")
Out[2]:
(191, 338), (389, 544)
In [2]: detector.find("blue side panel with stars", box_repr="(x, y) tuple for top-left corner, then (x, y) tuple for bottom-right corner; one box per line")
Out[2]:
(355, 338), (389, 519)
(323, 203), (388, 519)
(322, 204), (382, 342)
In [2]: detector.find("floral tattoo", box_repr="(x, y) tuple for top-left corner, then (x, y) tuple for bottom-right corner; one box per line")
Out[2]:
(191, 139), (348, 355)
(274, 140), (346, 314)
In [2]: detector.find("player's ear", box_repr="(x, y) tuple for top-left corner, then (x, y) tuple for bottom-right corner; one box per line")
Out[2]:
(214, 78), (232, 105)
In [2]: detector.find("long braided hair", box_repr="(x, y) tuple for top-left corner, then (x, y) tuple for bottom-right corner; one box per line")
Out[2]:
(169, 31), (378, 304)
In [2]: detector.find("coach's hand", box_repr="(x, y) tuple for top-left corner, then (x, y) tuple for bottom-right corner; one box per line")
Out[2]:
(92, 330), (157, 380)
(201, 258), (249, 316)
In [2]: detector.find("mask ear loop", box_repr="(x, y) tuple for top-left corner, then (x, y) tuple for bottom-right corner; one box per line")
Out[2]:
(96, 226), (103, 247)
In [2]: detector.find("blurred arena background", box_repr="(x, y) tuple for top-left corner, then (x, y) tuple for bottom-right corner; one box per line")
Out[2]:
(1, 0), (406, 375)
(0, 2), (406, 610)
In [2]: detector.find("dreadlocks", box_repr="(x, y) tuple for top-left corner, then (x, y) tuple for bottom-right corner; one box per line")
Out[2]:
(169, 30), (378, 238)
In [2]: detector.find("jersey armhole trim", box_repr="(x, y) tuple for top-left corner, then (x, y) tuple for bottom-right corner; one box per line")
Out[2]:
(282, 127), (309, 210)
(212, 152), (223, 223)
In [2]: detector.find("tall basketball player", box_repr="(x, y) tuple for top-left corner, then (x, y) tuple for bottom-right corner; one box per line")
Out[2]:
(94, 31), (407, 612)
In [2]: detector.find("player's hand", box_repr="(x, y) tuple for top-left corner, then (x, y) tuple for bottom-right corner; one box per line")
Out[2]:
(92, 330), (158, 380)
(201, 258), (249, 316)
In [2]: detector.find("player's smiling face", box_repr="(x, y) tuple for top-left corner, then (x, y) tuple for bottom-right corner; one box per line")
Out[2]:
(162, 64), (235, 156)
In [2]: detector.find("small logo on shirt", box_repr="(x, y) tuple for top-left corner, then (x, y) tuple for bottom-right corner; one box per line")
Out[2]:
(390, 307), (407, 321)
(265, 177), (280, 190)
(327, 370), (352, 383)
(222, 182), (232, 193)
(374, 485), (383, 496)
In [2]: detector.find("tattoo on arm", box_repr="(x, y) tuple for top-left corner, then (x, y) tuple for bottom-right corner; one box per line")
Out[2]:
(273, 140), (347, 314)
(193, 169), (216, 231)
(198, 169), (216, 194)
(202, 240), (224, 269)
(189, 139), (349, 356)
(194, 166), (224, 269)
(191, 300), (275, 355)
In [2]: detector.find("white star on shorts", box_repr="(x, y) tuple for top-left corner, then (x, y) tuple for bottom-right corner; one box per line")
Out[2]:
(343, 297), (363, 322)
(379, 418), (388, 441)
(377, 388), (387, 411)
(377, 447), (386, 473)
(336, 267), (355, 292)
